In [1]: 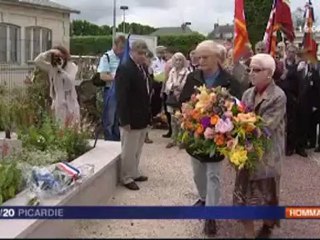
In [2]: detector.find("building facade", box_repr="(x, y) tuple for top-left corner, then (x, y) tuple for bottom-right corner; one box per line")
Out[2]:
(0, 0), (79, 65)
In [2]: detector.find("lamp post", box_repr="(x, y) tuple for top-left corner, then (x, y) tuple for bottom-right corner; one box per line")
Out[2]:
(120, 5), (129, 34)
(181, 22), (191, 32)
(112, 0), (116, 43)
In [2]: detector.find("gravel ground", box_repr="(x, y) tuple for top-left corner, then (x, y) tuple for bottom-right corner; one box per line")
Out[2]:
(70, 130), (320, 239)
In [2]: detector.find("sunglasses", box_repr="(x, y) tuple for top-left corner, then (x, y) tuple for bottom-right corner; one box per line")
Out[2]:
(246, 68), (266, 74)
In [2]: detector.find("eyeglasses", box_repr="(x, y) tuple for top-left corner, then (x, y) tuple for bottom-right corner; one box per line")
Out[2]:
(246, 68), (266, 74)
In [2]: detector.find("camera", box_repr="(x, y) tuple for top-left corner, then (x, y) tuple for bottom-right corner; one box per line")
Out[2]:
(51, 53), (63, 67)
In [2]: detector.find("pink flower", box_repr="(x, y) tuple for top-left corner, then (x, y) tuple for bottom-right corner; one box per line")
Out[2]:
(215, 118), (234, 134)
(204, 127), (215, 140)
(224, 111), (233, 118)
(227, 139), (235, 149)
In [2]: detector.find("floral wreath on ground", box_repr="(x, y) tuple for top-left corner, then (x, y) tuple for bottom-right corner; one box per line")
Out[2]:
(176, 86), (272, 171)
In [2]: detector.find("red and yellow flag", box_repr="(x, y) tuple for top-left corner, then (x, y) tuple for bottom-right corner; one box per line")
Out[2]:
(233, 0), (250, 63)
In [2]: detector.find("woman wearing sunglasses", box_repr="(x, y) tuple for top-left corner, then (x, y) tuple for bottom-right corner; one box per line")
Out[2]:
(234, 53), (287, 238)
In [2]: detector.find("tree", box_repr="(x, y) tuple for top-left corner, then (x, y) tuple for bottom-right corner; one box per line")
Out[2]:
(117, 22), (157, 35)
(71, 20), (157, 36)
(292, 7), (305, 30)
(244, 0), (273, 47)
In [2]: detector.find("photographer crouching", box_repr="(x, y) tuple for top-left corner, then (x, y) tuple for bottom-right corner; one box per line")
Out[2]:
(34, 46), (80, 126)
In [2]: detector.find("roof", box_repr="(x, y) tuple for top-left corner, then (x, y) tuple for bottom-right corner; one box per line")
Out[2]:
(208, 24), (234, 39)
(150, 26), (193, 36)
(0, 0), (80, 14)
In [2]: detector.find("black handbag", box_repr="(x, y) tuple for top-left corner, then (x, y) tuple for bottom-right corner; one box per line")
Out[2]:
(166, 91), (180, 108)
(91, 72), (105, 87)
(91, 52), (110, 87)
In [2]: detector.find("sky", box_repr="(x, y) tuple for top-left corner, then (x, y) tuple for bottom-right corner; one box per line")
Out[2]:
(53, 0), (320, 35)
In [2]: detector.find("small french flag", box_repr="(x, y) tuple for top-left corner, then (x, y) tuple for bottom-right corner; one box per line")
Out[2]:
(56, 162), (81, 179)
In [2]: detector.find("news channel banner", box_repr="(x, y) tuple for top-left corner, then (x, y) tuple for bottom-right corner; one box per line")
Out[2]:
(0, 206), (320, 219)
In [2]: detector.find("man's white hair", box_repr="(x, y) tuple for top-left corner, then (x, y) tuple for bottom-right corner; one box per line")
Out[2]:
(251, 53), (276, 75)
(217, 44), (227, 62)
(195, 40), (220, 55)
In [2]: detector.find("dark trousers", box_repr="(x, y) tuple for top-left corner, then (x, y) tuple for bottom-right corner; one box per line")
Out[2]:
(308, 109), (320, 147)
(162, 93), (172, 133)
(286, 96), (298, 152)
(296, 110), (312, 150)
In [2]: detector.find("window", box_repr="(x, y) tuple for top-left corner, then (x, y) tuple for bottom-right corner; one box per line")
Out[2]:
(25, 27), (52, 62)
(0, 23), (20, 63)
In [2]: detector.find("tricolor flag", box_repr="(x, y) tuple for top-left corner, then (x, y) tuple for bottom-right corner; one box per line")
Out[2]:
(264, 0), (295, 56)
(233, 0), (250, 63)
(263, 0), (278, 56)
(56, 162), (81, 180)
(302, 0), (318, 63)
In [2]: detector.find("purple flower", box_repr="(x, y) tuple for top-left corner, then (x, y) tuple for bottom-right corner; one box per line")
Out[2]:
(245, 140), (254, 151)
(201, 116), (211, 128)
(262, 127), (272, 138)
(254, 128), (262, 138)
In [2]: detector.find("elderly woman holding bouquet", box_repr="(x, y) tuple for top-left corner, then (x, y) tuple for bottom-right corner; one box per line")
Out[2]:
(234, 53), (286, 238)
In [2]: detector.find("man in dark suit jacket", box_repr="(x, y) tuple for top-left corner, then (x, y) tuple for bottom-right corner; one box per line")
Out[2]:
(179, 40), (241, 237)
(115, 40), (150, 191)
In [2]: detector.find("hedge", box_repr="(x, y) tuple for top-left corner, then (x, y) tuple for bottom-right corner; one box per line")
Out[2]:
(70, 33), (207, 56)
(70, 35), (113, 56)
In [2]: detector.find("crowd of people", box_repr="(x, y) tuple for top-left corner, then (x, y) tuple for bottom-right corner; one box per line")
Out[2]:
(33, 35), (320, 238)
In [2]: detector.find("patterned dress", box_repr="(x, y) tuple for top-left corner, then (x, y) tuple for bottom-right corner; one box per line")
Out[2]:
(233, 81), (286, 225)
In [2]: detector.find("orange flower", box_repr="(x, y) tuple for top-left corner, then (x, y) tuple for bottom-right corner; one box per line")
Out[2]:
(192, 110), (201, 121)
(244, 123), (256, 132)
(184, 121), (194, 130)
(214, 134), (225, 146)
(210, 115), (220, 125)
(196, 125), (204, 135)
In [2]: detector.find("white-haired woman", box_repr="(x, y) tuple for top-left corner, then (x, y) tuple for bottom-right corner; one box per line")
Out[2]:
(233, 53), (286, 238)
(165, 52), (189, 148)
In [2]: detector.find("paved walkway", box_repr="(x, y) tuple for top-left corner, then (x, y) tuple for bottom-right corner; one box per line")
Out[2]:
(70, 130), (320, 238)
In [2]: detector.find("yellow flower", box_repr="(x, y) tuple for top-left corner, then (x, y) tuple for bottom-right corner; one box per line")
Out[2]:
(195, 86), (211, 110)
(234, 113), (257, 124)
(229, 146), (248, 169)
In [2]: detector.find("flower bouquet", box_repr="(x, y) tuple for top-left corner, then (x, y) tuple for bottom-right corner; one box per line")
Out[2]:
(177, 86), (271, 170)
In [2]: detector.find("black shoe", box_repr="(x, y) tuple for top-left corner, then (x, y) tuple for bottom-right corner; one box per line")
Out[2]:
(307, 144), (316, 149)
(193, 199), (205, 207)
(134, 176), (148, 182)
(124, 182), (140, 190)
(203, 220), (217, 236)
(256, 224), (274, 239)
(162, 132), (172, 138)
(315, 147), (320, 153)
(296, 149), (308, 158)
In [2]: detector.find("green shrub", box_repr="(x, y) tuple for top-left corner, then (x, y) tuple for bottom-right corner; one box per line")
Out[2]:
(70, 34), (207, 56)
(70, 35), (113, 55)
(18, 115), (92, 162)
(0, 161), (23, 204)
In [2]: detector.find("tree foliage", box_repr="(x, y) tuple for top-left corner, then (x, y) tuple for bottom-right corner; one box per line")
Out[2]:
(71, 20), (157, 36)
(244, 0), (272, 47)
